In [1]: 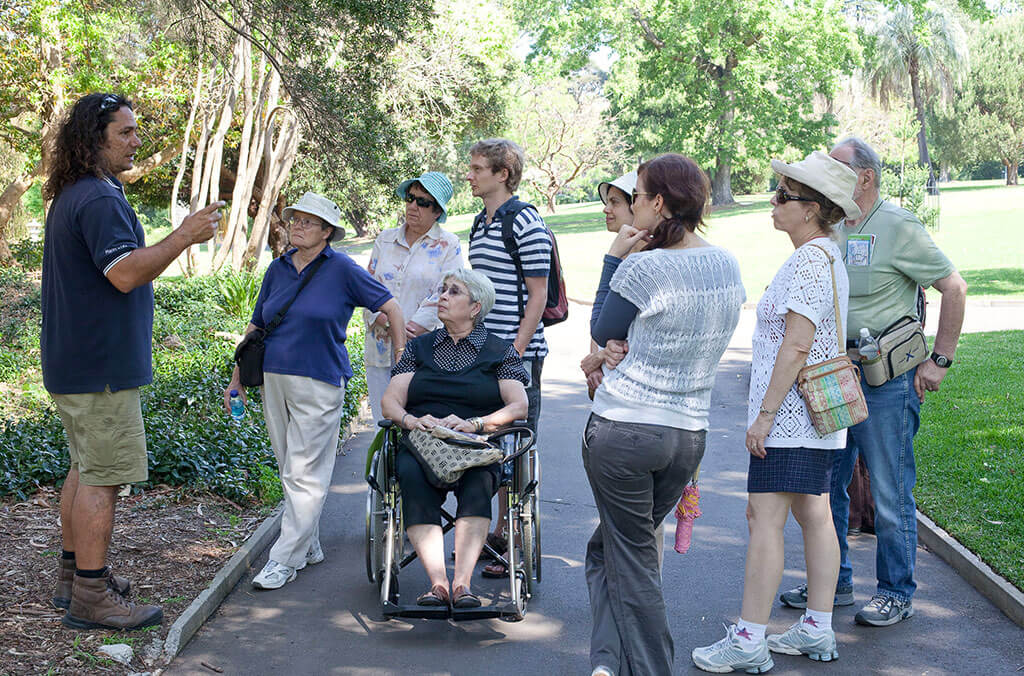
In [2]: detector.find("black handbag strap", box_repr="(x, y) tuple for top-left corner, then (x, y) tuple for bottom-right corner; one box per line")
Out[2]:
(264, 255), (327, 337)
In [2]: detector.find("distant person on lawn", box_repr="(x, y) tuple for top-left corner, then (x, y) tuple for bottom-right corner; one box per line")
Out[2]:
(41, 93), (225, 630)
(779, 137), (967, 627)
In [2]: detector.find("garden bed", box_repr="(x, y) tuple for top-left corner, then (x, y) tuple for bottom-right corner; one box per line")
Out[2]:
(915, 330), (1024, 591)
(0, 486), (268, 675)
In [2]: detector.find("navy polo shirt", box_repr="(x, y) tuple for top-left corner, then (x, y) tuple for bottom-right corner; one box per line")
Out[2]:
(252, 246), (392, 387)
(41, 175), (154, 394)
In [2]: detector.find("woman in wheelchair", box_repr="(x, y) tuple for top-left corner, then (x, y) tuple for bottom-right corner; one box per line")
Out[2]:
(381, 268), (528, 609)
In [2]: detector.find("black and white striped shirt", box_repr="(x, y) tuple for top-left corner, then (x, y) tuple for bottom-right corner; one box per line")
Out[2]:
(468, 199), (552, 360)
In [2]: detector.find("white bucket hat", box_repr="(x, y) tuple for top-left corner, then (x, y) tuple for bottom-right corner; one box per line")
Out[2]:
(598, 170), (638, 205)
(770, 151), (861, 221)
(282, 192), (345, 241)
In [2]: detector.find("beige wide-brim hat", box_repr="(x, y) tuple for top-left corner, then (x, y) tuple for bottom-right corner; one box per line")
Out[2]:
(282, 192), (345, 241)
(598, 170), (638, 205)
(770, 151), (862, 221)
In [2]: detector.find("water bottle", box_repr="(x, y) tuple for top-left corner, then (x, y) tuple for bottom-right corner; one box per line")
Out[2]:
(229, 389), (245, 422)
(857, 328), (880, 360)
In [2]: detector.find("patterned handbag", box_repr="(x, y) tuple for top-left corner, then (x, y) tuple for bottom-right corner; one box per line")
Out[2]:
(406, 428), (504, 488)
(796, 245), (869, 435)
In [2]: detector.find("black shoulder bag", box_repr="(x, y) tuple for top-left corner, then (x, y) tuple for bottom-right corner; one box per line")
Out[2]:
(233, 257), (326, 387)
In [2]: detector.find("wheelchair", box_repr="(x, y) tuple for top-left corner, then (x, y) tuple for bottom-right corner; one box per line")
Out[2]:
(365, 419), (540, 621)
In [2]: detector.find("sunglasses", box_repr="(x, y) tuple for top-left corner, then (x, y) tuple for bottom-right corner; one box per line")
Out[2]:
(632, 190), (654, 202)
(288, 216), (324, 230)
(436, 283), (467, 297)
(99, 95), (121, 112)
(774, 186), (815, 204)
(405, 194), (438, 210)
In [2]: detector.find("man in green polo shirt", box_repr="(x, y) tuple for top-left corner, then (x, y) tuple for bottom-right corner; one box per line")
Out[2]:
(780, 137), (967, 627)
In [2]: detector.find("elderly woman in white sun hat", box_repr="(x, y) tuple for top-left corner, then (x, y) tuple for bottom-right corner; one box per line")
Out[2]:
(692, 152), (860, 673)
(364, 171), (463, 423)
(225, 191), (406, 590)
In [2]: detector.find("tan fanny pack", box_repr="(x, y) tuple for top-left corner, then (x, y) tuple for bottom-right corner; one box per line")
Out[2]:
(860, 316), (928, 387)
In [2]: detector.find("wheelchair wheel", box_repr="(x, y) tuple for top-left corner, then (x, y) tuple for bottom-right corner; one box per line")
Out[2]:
(365, 451), (387, 584)
(379, 507), (402, 607)
(522, 449), (540, 593)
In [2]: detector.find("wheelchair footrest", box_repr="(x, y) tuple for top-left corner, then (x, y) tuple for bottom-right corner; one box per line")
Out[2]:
(381, 602), (522, 622)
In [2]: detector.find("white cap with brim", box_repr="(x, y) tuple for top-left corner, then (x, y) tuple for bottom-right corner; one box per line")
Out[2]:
(282, 192), (345, 241)
(770, 151), (862, 221)
(598, 170), (638, 205)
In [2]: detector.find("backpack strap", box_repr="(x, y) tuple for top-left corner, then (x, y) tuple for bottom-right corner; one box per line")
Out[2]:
(500, 202), (530, 318)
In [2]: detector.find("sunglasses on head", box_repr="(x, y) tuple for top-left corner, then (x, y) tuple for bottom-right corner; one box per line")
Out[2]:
(405, 194), (438, 209)
(774, 186), (815, 204)
(99, 95), (121, 112)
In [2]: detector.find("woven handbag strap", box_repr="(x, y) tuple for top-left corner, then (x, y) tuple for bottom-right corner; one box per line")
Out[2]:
(807, 243), (845, 355)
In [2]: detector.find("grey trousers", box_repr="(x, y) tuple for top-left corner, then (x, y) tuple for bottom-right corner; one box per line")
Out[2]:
(582, 413), (706, 676)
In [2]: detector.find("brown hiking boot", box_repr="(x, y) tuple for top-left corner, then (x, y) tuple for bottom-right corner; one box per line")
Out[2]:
(52, 559), (131, 609)
(62, 574), (162, 630)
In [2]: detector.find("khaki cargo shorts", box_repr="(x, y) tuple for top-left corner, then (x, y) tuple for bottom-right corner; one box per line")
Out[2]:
(51, 387), (148, 487)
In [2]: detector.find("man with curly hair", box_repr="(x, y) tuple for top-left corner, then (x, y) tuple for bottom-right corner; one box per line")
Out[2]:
(41, 93), (224, 630)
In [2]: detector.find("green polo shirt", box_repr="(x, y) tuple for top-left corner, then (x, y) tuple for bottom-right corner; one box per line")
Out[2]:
(839, 197), (955, 341)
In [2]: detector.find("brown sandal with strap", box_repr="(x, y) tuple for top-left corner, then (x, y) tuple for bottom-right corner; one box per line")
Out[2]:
(416, 584), (450, 606)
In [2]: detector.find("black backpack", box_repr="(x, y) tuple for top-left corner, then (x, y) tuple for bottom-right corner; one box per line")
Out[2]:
(470, 200), (568, 327)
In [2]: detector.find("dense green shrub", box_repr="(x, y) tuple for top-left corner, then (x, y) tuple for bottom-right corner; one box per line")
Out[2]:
(0, 273), (369, 503)
(10, 237), (44, 270)
(216, 269), (262, 319)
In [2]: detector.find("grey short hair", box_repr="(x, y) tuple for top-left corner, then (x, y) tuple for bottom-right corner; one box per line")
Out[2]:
(832, 137), (882, 189)
(443, 268), (495, 326)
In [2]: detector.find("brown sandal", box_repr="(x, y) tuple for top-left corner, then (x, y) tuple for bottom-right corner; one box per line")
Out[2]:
(452, 585), (481, 608)
(481, 561), (508, 578)
(416, 584), (450, 606)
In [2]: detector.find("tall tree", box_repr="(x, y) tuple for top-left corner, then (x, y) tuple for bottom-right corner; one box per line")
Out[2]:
(513, 0), (857, 205)
(862, 1), (968, 191)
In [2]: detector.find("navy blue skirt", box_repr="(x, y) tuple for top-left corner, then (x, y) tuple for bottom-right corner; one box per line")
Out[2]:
(747, 447), (834, 495)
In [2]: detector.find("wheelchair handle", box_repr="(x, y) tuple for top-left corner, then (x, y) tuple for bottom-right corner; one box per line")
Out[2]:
(488, 425), (535, 463)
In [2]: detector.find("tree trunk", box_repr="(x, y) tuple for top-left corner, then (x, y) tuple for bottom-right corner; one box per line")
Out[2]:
(1006, 159), (1019, 186)
(908, 58), (938, 195)
(711, 154), (735, 206)
(171, 68), (205, 276)
(242, 101), (299, 269)
(0, 169), (39, 266)
(546, 192), (557, 214)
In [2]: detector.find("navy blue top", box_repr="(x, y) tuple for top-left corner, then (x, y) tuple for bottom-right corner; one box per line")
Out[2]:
(41, 175), (154, 394)
(590, 254), (638, 347)
(252, 245), (392, 387)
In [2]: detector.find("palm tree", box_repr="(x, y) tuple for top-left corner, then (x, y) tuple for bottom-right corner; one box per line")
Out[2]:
(863, 2), (968, 192)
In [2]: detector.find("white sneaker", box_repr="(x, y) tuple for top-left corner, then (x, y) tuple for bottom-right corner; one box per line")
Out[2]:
(252, 560), (296, 590)
(295, 540), (325, 571)
(767, 619), (838, 661)
(692, 624), (774, 673)
(592, 667), (615, 676)
(305, 540), (324, 566)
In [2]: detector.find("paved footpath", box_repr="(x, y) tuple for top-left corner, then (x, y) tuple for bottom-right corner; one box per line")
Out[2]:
(172, 300), (1024, 675)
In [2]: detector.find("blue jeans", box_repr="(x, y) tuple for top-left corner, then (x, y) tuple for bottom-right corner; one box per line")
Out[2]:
(830, 365), (921, 602)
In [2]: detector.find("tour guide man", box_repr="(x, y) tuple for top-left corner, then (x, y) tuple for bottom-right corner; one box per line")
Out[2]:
(780, 136), (967, 627)
(41, 93), (224, 630)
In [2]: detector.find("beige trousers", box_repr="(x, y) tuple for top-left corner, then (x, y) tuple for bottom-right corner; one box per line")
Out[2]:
(262, 373), (346, 569)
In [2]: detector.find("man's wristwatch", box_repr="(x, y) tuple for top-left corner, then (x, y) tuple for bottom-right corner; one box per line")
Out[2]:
(930, 353), (953, 368)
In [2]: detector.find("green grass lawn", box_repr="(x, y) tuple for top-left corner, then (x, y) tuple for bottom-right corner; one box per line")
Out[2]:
(914, 330), (1024, 591)
(342, 182), (1024, 304)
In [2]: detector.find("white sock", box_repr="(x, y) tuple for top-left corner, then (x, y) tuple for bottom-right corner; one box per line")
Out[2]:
(802, 609), (832, 635)
(735, 618), (767, 643)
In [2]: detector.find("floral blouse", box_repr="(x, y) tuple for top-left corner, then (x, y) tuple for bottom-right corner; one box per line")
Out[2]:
(363, 222), (463, 368)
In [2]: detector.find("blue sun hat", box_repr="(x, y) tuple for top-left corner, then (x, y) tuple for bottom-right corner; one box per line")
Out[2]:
(395, 172), (454, 224)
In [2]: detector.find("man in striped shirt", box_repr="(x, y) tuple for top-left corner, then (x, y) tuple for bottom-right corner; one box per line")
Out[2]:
(466, 139), (552, 577)
(466, 138), (552, 433)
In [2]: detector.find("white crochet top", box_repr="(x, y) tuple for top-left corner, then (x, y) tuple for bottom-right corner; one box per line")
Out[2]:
(748, 237), (849, 449)
(592, 246), (745, 431)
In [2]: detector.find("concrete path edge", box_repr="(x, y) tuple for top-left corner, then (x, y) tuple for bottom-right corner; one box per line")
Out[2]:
(161, 505), (283, 662)
(917, 509), (1024, 628)
(160, 406), (370, 664)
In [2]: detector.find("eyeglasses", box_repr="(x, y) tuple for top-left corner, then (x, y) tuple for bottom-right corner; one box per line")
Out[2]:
(405, 194), (438, 210)
(436, 283), (467, 298)
(774, 186), (815, 204)
(99, 95), (121, 112)
(632, 190), (654, 202)
(288, 216), (323, 230)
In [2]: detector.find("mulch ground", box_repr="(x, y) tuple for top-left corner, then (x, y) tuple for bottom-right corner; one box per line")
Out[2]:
(0, 485), (267, 675)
